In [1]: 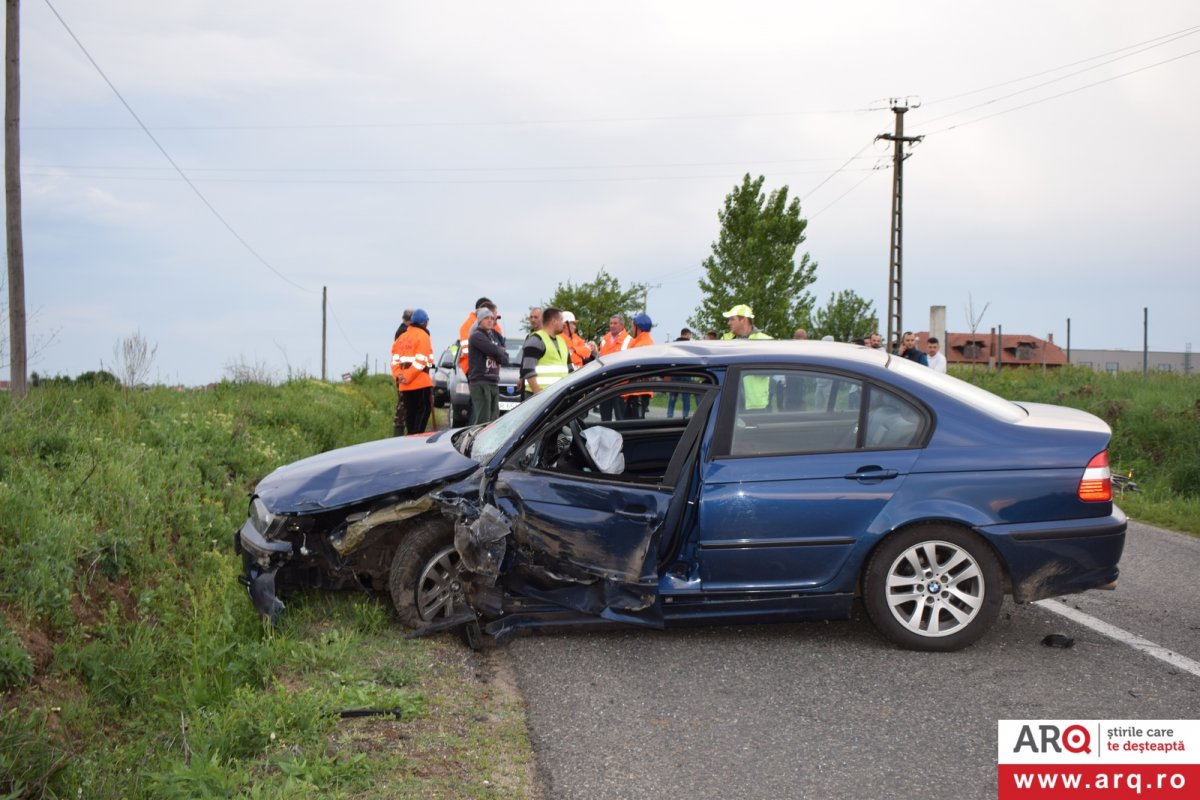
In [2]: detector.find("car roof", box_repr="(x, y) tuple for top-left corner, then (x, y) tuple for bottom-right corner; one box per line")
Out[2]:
(592, 339), (890, 369)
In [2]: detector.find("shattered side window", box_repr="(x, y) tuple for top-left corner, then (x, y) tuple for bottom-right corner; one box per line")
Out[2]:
(472, 375), (573, 463)
(533, 381), (710, 484)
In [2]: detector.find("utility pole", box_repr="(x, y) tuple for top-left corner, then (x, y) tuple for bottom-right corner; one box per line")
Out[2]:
(1142, 307), (1148, 378)
(6, 0), (27, 397)
(321, 286), (327, 381)
(876, 101), (922, 348)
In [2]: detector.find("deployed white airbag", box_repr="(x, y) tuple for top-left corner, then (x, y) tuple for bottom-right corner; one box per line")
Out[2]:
(582, 426), (624, 474)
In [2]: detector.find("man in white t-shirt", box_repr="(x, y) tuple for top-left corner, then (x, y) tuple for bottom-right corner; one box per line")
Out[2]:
(926, 337), (947, 373)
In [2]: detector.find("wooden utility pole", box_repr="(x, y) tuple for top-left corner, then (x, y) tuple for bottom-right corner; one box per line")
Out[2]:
(876, 102), (922, 349)
(5, 0), (26, 397)
(321, 285), (327, 381)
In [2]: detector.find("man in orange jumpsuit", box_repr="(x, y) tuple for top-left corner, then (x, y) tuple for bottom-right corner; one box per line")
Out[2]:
(390, 308), (413, 436)
(597, 314), (631, 421)
(622, 313), (655, 418)
(393, 308), (435, 434)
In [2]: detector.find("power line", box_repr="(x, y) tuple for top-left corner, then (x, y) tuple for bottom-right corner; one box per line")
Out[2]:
(25, 155), (879, 174)
(42, 0), (313, 294)
(800, 141), (879, 201)
(922, 47), (1200, 136)
(21, 167), (879, 186)
(23, 107), (875, 132)
(324, 297), (361, 355)
(916, 27), (1200, 129)
(924, 23), (1200, 106)
(807, 167), (885, 219)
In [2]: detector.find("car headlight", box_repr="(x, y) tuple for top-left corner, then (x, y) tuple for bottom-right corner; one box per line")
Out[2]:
(454, 383), (471, 395)
(248, 497), (282, 538)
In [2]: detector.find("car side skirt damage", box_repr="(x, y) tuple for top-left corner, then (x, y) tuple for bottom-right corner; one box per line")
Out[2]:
(439, 493), (663, 635)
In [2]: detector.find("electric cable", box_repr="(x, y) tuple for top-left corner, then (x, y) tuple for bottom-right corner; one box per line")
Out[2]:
(42, 0), (313, 293)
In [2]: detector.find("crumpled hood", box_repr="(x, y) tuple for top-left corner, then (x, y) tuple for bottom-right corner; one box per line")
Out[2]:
(255, 430), (479, 514)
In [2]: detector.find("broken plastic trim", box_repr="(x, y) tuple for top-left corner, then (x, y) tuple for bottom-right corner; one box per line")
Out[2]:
(454, 503), (512, 578)
(331, 495), (436, 555)
(247, 567), (286, 623)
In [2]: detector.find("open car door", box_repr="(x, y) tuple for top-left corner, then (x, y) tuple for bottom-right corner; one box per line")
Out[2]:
(466, 378), (713, 632)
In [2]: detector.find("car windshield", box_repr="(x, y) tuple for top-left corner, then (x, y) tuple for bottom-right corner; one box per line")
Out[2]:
(468, 372), (576, 463)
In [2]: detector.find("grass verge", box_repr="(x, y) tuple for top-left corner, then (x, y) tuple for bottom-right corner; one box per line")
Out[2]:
(0, 378), (535, 799)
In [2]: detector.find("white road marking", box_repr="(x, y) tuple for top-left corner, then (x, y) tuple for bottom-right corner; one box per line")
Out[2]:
(1034, 598), (1200, 679)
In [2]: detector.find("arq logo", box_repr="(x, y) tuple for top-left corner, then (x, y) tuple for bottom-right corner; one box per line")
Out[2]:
(1012, 723), (1091, 754)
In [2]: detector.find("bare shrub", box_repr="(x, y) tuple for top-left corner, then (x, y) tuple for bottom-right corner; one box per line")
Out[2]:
(224, 356), (276, 385)
(106, 331), (158, 387)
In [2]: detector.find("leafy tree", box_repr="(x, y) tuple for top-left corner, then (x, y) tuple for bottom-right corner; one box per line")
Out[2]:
(811, 290), (878, 343)
(74, 370), (119, 386)
(544, 268), (645, 341)
(691, 174), (817, 338)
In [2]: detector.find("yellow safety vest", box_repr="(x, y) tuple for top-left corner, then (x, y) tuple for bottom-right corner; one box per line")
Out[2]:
(533, 330), (570, 389)
(723, 329), (774, 408)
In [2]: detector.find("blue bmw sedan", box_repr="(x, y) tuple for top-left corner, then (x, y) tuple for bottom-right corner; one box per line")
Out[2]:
(236, 340), (1125, 651)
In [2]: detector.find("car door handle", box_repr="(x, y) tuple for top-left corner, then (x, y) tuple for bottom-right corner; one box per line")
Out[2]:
(615, 508), (657, 522)
(845, 467), (899, 481)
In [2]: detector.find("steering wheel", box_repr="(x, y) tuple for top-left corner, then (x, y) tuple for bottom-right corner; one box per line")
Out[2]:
(567, 419), (603, 473)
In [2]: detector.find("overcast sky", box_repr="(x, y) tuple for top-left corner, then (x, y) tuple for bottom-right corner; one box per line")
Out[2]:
(4, 1), (1198, 385)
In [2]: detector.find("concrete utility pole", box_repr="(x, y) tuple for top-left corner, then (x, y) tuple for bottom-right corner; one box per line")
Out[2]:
(1142, 307), (1148, 378)
(876, 101), (923, 348)
(6, 0), (27, 397)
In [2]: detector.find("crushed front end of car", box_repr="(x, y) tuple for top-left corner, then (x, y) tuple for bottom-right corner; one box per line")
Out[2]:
(234, 430), (481, 622)
(235, 491), (439, 623)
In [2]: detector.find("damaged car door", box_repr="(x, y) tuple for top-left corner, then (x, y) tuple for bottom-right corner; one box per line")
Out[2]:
(472, 380), (714, 628)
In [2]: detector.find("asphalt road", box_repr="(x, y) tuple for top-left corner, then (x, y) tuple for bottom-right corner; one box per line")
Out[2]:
(501, 520), (1200, 800)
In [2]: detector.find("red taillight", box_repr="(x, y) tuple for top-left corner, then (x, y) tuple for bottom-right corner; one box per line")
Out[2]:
(1078, 450), (1112, 502)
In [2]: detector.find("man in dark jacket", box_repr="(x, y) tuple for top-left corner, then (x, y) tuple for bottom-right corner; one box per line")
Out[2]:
(467, 307), (509, 424)
(894, 331), (930, 366)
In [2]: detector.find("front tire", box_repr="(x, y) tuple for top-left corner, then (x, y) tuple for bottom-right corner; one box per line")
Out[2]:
(863, 525), (1003, 651)
(389, 519), (462, 628)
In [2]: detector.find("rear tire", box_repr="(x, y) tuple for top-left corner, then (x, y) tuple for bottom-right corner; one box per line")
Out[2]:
(389, 518), (461, 628)
(863, 525), (1003, 651)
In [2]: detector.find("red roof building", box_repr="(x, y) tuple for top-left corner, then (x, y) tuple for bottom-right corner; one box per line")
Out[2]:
(916, 331), (1068, 368)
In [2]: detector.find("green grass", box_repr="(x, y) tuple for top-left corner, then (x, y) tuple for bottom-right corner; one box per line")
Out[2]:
(0, 377), (533, 799)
